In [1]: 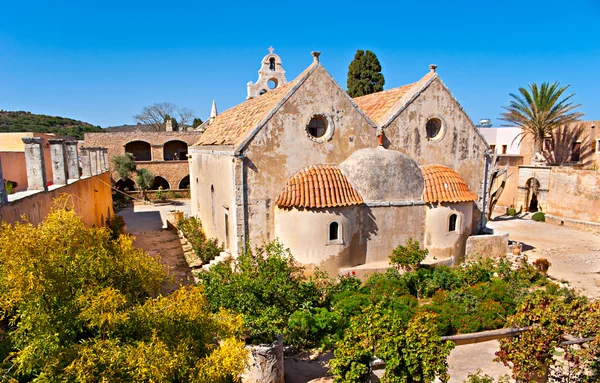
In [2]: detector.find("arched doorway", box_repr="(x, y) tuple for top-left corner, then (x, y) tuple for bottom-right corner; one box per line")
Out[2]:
(178, 175), (190, 189)
(163, 140), (188, 161)
(525, 177), (540, 212)
(150, 176), (170, 190)
(115, 178), (135, 191)
(125, 141), (151, 161)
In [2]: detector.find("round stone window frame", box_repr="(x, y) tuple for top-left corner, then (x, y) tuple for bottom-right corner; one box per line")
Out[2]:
(425, 116), (446, 142)
(305, 113), (335, 143)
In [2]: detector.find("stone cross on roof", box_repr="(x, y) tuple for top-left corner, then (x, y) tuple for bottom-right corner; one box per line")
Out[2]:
(268, 46), (274, 54)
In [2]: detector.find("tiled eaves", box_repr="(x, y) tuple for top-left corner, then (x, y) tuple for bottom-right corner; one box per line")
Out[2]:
(421, 164), (478, 204)
(275, 164), (364, 209)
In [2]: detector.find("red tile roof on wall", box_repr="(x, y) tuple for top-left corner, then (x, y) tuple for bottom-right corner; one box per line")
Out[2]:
(421, 164), (478, 203)
(353, 83), (416, 124)
(275, 165), (363, 209)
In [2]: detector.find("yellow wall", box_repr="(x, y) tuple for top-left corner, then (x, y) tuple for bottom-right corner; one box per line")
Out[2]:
(0, 152), (28, 192)
(0, 172), (113, 227)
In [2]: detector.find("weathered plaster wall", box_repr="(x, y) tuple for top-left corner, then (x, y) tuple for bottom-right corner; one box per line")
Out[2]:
(465, 232), (509, 261)
(0, 172), (113, 227)
(384, 78), (488, 231)
(493, 165), (521, 210)
(0, 152), (27, 192)
(274, 206), (362, 274)
(424, 202), (473, 264)
(361, 205), (426, 264)
(546, 167), (600, 223)
(243, 65), (377, 247)
(188, 147), (238, 253)
(84, 131), (202, 189)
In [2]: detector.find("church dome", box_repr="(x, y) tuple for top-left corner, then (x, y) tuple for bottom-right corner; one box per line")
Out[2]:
(339, 147), (424, 202)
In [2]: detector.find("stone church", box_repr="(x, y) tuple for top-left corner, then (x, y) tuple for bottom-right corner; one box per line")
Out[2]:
(189, 48), (489, 274)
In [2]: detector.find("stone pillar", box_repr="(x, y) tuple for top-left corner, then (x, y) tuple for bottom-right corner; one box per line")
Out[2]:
(0, 158), (8, 205)
(49, 139), (68, 186)
(103, 149), (110, 172)
(79, 147), (92, 178)
(65, 141), (80, 181)
(97, 148), (104, 172)
(22, 137), (48, 191)
(89, 148), (98, 176)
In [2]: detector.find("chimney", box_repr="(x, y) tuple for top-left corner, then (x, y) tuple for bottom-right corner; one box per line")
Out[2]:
(311, 51), (321, 63)
(166, 119), (173, 131)
(377, 128), (384, 147)
(429, 64), (438, 73)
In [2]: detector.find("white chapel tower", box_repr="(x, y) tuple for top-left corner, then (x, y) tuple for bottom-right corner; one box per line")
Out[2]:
(246, 47), (288, 99)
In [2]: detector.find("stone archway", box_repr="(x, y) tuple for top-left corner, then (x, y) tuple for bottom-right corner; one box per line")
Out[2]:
(525, 177), (541, 212)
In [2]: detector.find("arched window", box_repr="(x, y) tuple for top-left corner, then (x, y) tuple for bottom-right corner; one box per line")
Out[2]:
(124, 141), (151, 161)
(448, 213), (458, 232)
(211, 185), (216, 226)
(269, 57), (276, 71)
(329, 222), (339, 241)
(150, 176), (170, 190)
(179, 175), (190, 189)
(163, 140), (188, 161)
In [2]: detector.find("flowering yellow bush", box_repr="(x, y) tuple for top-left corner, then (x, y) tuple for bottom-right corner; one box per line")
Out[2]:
(0, 205), (247, 382)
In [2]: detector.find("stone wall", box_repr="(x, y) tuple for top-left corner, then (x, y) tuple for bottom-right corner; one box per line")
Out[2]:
(0, 172), (113, 227)
(465, 232), (509, 261)
(84, 131), (202, 190)
(546, 167), (600, 223)
(516, 166), (551, 212)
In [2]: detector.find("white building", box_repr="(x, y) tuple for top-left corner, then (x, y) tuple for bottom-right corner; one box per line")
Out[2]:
(477, 119), (521, 155)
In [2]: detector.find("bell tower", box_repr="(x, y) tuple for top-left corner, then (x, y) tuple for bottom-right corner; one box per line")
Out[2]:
(246, 47), (288, 99)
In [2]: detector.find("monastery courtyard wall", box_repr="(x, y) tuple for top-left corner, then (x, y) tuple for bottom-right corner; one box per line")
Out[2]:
(84, 131), (202, 190)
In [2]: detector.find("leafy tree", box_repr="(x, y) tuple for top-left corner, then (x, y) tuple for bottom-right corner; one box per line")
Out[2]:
(0, 204), (247, 382)
(389, 238), (428, 271)
(347, 49), (385, 97)
(135, 168), (155, 201)
(500, 82), (584, 159)
(111, 153), (137, 181)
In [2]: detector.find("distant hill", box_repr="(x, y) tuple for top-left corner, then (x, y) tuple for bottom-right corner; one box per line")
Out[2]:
(0, 111), (103, 140)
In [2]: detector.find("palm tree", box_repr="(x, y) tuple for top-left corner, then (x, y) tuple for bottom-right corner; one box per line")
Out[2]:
(501, 82), (584, 159)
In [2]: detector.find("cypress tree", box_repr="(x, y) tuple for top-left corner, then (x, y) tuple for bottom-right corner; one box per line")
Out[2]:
(347, 49), (385, 97)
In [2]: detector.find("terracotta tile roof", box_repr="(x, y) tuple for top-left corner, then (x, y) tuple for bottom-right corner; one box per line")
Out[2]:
(421, 164), (478, 203)
(275, 165), (363, 209)
(353, 84), (416, 124)
(194, 65), (315, 147)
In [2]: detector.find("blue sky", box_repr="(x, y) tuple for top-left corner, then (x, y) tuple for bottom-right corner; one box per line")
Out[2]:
(1, 0), (599, 128)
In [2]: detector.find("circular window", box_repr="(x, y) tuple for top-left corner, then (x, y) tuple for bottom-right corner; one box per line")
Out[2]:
(307, 115), (328, 138)
(426, 118), (443, 140)
(268, 79), (277, 89)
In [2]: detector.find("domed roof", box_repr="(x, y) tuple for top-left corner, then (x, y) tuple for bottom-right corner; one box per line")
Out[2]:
(420, 164), (478, 203)
(275, 165), (363, 209)
(339, 147), (424, 202)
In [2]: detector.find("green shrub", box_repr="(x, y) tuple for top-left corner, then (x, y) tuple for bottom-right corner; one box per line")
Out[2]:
(533, 258), (551, 274)
(507, 208), (517, 216)
(287, 305), (343, 349)
(389, 238), (428, 271)
(198, 240), (324, 345)
(4, 180), (17, 194)
(177, 216), (223, 264)
(532, 211), (545, 222)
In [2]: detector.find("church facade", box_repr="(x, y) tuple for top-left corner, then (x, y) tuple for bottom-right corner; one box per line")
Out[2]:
(189, 49), (489, 274)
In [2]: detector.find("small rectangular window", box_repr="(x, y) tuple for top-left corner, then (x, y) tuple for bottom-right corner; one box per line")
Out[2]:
(595, 139), (600, 153)
(490, 144), (496, 153)
(448, 214), (458, 232)
(501, 145), (508, 154)
(329, 222), (339, 241)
